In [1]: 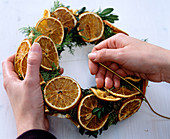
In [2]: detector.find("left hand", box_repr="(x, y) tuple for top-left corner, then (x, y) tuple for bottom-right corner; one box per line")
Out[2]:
(2, 43), (63, 136)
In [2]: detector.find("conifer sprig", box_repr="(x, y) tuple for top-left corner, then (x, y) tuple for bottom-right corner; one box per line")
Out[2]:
(19, 26), (42, 42)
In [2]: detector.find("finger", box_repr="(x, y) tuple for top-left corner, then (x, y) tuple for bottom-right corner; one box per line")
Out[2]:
(88, 48), (124, 64)
(95, 65), (106, 88)
(92, 33), (128, 52)
(25, 43), (42, 82)
(88, 59), (99, 75)
(113, 69), (127, 88)
(2, 54), (19, 80)
(92, 37), (113, 52)
(114, 77), (121, 88)
(105, 63), (119, 89)
(105, 73), (113, 89)
(59, 68), (64, 75)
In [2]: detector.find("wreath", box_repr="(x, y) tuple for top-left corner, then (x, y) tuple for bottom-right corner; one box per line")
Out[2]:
(14, 1), (147, 138)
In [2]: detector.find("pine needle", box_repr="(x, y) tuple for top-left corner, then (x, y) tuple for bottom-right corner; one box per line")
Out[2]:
(19, 26), (42, 42)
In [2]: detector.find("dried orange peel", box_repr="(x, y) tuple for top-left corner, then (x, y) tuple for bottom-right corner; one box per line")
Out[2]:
(78, 94), (109, 131)
(90, 88), (121, 101)
(44, 76), (82, 112)
(78, 12), (104, 42)
(118, 97), (142, 121)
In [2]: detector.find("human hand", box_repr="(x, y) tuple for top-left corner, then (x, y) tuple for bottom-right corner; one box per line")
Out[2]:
(2, 43), (63, 136)
(88, 33), (170, 88)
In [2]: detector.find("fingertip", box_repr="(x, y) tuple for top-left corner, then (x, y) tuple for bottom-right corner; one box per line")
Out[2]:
(105, 77), (113, 89)
(88, 53), (96, 61)
(114, 77), (120, 88)
(96, 77), (104, 88)
(30, 42), (41, 53)
(88, 60), (98, 75)
(59, 68), (64, 75)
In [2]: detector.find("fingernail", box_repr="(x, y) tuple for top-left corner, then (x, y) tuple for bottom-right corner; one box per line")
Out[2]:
(88, 53), (96, 60)
(30, 42), (41, 53)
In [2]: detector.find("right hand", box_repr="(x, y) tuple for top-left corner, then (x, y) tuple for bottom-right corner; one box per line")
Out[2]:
(88, 33), (170, 88)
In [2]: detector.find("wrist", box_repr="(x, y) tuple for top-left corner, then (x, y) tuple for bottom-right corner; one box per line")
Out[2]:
(160, 49), (170, 83)
(16, 115), (46, 136)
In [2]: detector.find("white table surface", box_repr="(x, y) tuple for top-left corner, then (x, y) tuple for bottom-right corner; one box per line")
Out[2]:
(0, 0), (170, 139)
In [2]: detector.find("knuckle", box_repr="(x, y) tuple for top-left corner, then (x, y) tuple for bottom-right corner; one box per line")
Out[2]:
(3, 77), (13, 91)
(2, 59), (7, 68)
(114, 33), (126, 40)
(3, 79), (8, 91)
(27, 56), (39, 66)
(117, 48), (125, 57)
(96, 49), (107, 61)
(115, 48), (125, 62)
(2, 60), (5, 67)
(98, 69), (106, 76)
(24, 78), (39, 88)
(24, 78), (34, 87)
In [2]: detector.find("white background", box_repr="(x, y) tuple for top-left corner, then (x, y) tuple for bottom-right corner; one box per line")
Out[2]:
(0, 0), (170, 139)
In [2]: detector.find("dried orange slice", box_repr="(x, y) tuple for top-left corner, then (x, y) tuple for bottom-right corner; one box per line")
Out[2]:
(78, 12), (104, 42)
(90, 88), (121, 102)
(34, 35), (59, 70)
(44, 76), (82, 112)
(105, 87), (140, 98)
(20, 53), (45, 85)
(78, 94), (109, 131)
(14, 39), (31, 77)
(125, 76), (142, 82)
(118, 97), (142, 121)
(103, 20), (128, 35)
(35, 17), (64, 45)
(142, 80), (148, 96)
(43, 9), (50, 18)
(52, 7), (77, 32)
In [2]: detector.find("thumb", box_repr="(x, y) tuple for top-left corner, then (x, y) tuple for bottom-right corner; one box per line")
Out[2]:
(25, 43), (42, 81)
(88, 48), (123, 63)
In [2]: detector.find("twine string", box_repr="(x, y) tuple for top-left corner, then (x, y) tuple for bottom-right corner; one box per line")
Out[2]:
(99, 62), (170, 120)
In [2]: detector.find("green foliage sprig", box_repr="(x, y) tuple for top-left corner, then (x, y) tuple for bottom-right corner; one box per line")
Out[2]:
(57, 24), (87, 56)
(40, 64), (61, 83)
(50, 0), (66, 13)
(103, 24), (116, 39)
(19, 27), (42, 42)
(97, 8), (119, 23)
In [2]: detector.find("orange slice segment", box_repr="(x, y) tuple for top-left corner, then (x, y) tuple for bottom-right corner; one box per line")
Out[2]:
(124, 76), (142, 82)
(78, 12), (104, 42)
(103, 20), (128, 35)
(44, 76), (82, 112)
(14, 39), (31, 77)
(118, 97), (142, 121)
(35, 17), (64, 45)
(105, 87), (140, 98)
(34, 35), (59, 70)
(78, 94), (109, 131)
(52, 7), (77, 32)
(43, 9), (50, 18)
(90, 88), (122, 102)
(20, 53), (45, 85)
